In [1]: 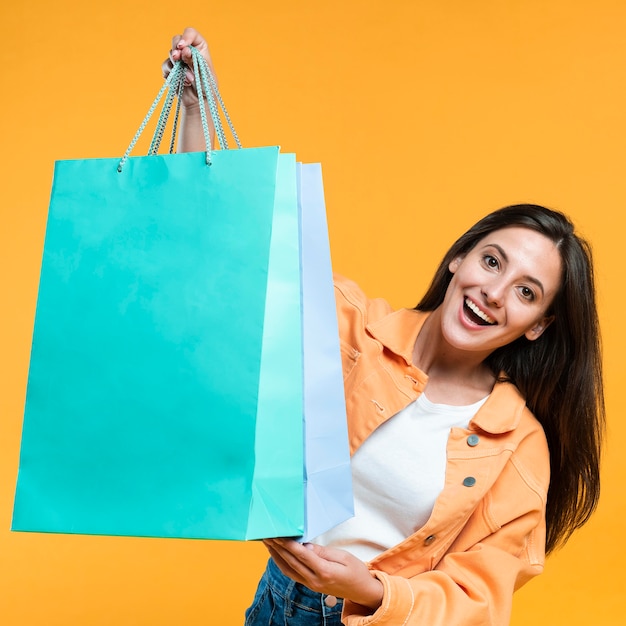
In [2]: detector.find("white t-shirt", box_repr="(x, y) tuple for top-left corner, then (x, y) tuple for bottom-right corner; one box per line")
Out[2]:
(312, 393), (488, 562)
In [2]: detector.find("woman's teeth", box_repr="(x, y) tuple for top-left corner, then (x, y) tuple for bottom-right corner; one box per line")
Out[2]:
(465, 298), (496, 325)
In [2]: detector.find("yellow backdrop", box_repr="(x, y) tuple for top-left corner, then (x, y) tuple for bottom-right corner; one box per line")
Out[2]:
(1, 1), (623, 624)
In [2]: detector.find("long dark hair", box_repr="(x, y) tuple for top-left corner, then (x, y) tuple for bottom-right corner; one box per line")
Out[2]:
(417, 204), (605, 554)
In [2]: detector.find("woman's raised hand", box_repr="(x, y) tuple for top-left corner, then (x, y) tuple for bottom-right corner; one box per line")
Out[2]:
(162, 27), (216, 108)
(162, 27), (215, 152)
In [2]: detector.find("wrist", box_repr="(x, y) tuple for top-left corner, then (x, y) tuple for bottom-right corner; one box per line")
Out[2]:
(354, 577), (384, 611)
(181, 100), (203, 114)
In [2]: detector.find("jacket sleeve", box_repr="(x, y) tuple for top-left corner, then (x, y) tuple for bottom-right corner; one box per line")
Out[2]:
(342, 423), (550, 626)
(343, 518), (546, 625)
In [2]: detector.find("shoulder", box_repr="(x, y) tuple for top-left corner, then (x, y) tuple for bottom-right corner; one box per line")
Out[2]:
(333, 274), (395, 324)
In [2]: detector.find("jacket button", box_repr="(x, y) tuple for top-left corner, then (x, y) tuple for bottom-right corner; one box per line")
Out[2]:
(467, 434), (480, 447)
(463, 476), (477, 487)
(424, 534), (436, 546)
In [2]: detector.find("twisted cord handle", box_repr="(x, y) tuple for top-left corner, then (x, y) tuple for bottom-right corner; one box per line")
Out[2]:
(191, 47), (242, 150)
(117, 62), (186, 172)
(148, 72), (181, 156)
(191, 49), (221, 162)
(117, 46), (239, 172)
(167, 75), (185, 154)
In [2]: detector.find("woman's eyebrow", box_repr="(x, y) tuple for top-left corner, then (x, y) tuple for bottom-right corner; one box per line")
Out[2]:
(484, 242), (508, 263)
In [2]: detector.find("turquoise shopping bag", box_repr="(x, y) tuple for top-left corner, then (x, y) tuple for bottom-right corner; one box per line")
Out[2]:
(11, 145), (309, 540)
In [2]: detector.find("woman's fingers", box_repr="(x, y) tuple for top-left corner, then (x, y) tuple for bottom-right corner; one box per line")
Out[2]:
(263, 541), (307, 582)
(263, 539), (316, 578)
(176, 28), (217, 81)
(170, 34), (183, 62)
(165, 28), (215, 89)
(161, 57), (174, 78)
(177, 27), (204, 48)
(263, 539), (341, 592)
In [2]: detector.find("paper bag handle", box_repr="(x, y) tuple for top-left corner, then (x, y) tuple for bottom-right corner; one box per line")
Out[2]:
(117, 47), (241, 172)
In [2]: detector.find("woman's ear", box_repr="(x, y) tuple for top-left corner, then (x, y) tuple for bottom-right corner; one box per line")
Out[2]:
(448, 256), (463, 273)
(525, 315), (555, 341)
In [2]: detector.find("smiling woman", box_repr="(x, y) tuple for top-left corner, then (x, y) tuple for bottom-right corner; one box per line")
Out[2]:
(416, 205), (604, 556)
(165, 27), (605, 626)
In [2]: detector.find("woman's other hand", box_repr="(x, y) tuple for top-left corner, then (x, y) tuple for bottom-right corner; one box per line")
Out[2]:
(263, 538), (384, 611)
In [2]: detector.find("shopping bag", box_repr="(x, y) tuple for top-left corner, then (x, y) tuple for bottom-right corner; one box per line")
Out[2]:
(298, 163), (353, 541)
(12, 48), (353, 541)
(10, 145), (304, 540)
(246, 151), (304, 538)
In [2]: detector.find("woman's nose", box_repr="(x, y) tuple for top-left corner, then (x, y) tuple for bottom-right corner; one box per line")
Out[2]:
(481, 282), (504, 307)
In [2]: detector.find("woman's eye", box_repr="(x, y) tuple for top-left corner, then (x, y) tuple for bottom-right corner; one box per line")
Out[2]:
(520, 286), (535, 301)
(484, 255), (499, 269)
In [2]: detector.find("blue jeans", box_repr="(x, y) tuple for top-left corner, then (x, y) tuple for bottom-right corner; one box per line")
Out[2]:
(244, 558), (344, 625)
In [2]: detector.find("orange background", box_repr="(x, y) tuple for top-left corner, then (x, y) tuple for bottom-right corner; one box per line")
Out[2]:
(1, 1), (624, 624)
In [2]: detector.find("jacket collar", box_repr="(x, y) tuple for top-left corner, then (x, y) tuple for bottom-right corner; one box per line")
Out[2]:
(366, 308), (527, 434)
(469, 380), (527, 434)
(366, 308), (428, 368)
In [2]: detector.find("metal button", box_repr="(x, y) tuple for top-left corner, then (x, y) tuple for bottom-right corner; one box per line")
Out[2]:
(424, 534), (436, 546)
(463, 476), (477, 487)
(467, 434), (480, 447)
(324, 595), (338, 607)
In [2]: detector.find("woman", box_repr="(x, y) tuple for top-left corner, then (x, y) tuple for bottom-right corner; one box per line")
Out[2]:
(165, 28), (605, 626)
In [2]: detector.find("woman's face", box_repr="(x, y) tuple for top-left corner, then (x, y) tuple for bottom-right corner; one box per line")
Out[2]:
(439, 226), (563, 356)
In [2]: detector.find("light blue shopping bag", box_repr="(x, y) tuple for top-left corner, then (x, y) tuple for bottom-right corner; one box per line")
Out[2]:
(298, 163), (354, 541)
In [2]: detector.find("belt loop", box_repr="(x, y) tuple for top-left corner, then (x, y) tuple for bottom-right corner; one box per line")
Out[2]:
(320, 594), (328, 626)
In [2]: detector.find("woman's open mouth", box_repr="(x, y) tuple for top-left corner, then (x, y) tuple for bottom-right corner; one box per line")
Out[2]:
(464, 298), (497, 326)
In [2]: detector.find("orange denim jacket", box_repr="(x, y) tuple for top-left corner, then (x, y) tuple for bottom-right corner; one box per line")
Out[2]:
(334, 276), (550, 626)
